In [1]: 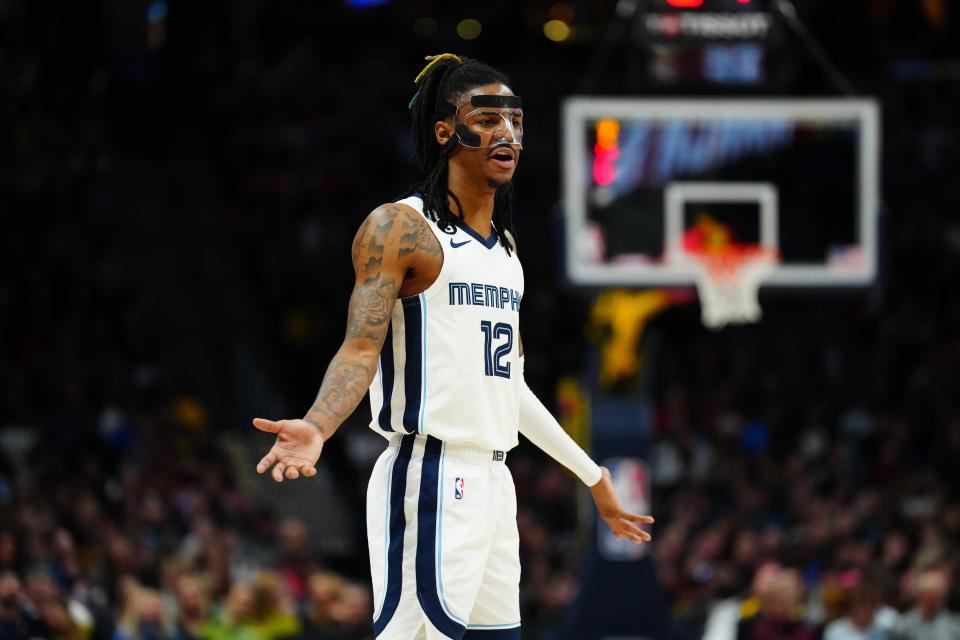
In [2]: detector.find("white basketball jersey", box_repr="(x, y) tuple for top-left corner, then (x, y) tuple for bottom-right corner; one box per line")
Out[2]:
(367, 195), (524, 451)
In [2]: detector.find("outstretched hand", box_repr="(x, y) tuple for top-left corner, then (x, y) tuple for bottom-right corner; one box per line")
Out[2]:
(589, 466), (654, 544)
(252, 418), (324, 483)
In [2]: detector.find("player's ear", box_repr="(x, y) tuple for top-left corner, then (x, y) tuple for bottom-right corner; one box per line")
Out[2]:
(435, 119), (454, 146)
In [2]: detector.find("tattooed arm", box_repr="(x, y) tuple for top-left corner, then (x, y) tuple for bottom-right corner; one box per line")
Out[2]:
(251, 203), (439, 482)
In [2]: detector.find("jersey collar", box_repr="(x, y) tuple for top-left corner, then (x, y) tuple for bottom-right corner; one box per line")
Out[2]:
(408, 193), (500, 250)
(450, 214), (499, 249)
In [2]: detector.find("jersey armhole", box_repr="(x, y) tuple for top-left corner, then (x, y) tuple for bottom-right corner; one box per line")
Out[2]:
(394, 196), (452, 303)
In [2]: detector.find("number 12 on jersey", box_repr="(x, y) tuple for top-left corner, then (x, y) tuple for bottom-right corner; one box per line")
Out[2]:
(480, 320), (513, 379)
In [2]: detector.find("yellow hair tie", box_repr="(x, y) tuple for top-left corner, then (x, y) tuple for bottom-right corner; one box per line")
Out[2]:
(414, 53), (462, 84)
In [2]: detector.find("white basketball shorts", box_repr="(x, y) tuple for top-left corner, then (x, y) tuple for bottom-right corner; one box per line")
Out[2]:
(367, 433), (521, 639)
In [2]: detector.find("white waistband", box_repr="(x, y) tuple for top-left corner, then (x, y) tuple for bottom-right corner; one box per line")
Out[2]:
(387, 433), (507, 466)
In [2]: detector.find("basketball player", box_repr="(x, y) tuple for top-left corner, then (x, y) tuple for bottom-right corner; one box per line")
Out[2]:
(252, 54), (654, 639)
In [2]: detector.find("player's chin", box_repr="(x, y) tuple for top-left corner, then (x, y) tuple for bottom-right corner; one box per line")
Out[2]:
(485, 167), (516, 190)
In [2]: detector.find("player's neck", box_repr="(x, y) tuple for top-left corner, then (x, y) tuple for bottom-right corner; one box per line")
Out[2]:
(446, 168), (495, 238)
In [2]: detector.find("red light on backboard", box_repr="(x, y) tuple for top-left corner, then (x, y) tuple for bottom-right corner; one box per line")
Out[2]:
(593, 119), (620, 186)
(665, 0), (703, 7)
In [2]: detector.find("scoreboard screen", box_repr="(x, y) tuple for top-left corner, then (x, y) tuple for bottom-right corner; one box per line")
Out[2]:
(637, 0), (775, 85)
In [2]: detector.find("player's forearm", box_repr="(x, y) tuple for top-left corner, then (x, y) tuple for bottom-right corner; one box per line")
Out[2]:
(517, 358), (602, 486)
(303, 341), (378, 440)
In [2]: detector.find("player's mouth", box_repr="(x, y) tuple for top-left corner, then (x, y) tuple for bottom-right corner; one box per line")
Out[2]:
(488, 146), (516, 169)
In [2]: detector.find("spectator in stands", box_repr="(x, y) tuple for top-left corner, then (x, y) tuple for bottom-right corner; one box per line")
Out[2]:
(196, 582), (253, 640)
(273, 520), (315, 602)
(737, 569), (816, 640)
(297, 572), (370, 640)
(895, 569), (960, 640)
(0, 571), (45, 639)
(114, 581), (170, 640)
(824, 586), (897, 640)
(701, 566), (748, 640)
(170, 575), (209, 640)
(26, 571), (94, 640)
(199, 573), (298, 640)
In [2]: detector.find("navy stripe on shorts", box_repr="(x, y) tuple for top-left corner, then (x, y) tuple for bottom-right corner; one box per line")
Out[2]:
(416, 436), (466, 639)
(372, 435), (415, 636)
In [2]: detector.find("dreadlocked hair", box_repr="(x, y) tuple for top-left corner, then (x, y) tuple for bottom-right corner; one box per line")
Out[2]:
(408, 55), (518, 255)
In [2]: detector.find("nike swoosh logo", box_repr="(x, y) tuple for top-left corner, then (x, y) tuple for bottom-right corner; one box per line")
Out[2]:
(450, 238), (471, 249)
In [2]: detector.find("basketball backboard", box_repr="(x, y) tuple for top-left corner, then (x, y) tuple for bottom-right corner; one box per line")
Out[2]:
(562, 99), (881, 288)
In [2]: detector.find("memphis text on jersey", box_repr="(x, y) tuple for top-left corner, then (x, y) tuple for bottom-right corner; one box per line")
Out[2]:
(448, 281), (522, 311)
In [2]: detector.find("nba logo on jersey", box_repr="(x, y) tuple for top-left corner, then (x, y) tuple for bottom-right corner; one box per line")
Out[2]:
(454, 477), (464, 500)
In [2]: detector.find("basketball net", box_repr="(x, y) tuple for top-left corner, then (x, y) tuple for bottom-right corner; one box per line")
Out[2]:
(686, 246), (778, 329)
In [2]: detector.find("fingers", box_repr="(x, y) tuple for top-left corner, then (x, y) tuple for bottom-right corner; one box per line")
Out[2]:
(626, 513), (655, 525)
(613, 524), (650, 544)
(623, 522), (652, 542)
(252, 418), (283, 433)
(256, 451), (277, 474)
(606, 516), (653, 544)
(263, 458), (317, 483)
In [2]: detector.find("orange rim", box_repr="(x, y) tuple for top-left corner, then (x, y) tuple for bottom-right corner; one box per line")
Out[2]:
(686, 246), (779, 281)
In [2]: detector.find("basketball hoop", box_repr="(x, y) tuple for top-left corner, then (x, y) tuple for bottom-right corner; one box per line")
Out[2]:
(686, 246), (778, 329)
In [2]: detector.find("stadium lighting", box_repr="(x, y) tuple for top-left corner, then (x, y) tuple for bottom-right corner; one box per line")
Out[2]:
(543, 20), (571, 42)
(457, 18), (482, 40)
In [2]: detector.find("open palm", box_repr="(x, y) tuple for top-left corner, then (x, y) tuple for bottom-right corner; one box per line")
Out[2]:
(590, 466), (654, 544)
(252, 418), (324, 482)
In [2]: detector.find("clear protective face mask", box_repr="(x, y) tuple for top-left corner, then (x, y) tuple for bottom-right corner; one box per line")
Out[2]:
(451, 94), (524, 150)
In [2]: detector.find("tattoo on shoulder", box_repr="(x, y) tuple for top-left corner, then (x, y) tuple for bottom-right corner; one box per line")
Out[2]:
(352, 208), (399, 273)
(346, 206), (406, 341)
(350, 215), (373, 265)
(398, 208), (442, 258)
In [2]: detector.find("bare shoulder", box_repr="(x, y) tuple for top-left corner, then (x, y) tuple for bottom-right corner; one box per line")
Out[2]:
(351, 201), (443, 298)
(352, 202), (441, 265)
(351, 202), (411, 263)
(396, 203), (442, 259)
(365, 201), (419, 229)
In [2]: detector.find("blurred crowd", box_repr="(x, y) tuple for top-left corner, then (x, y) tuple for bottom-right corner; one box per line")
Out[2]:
(646, 363), (960, 640)
(0, 423), (373, 640)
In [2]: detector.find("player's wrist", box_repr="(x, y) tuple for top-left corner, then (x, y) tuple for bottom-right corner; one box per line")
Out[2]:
(587, 466), (609, 490)
(302, 410), (331, 441)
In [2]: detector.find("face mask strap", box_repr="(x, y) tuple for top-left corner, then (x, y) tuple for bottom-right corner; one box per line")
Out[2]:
(454, 124), (483, 148)
(469, 95), (523, 109)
